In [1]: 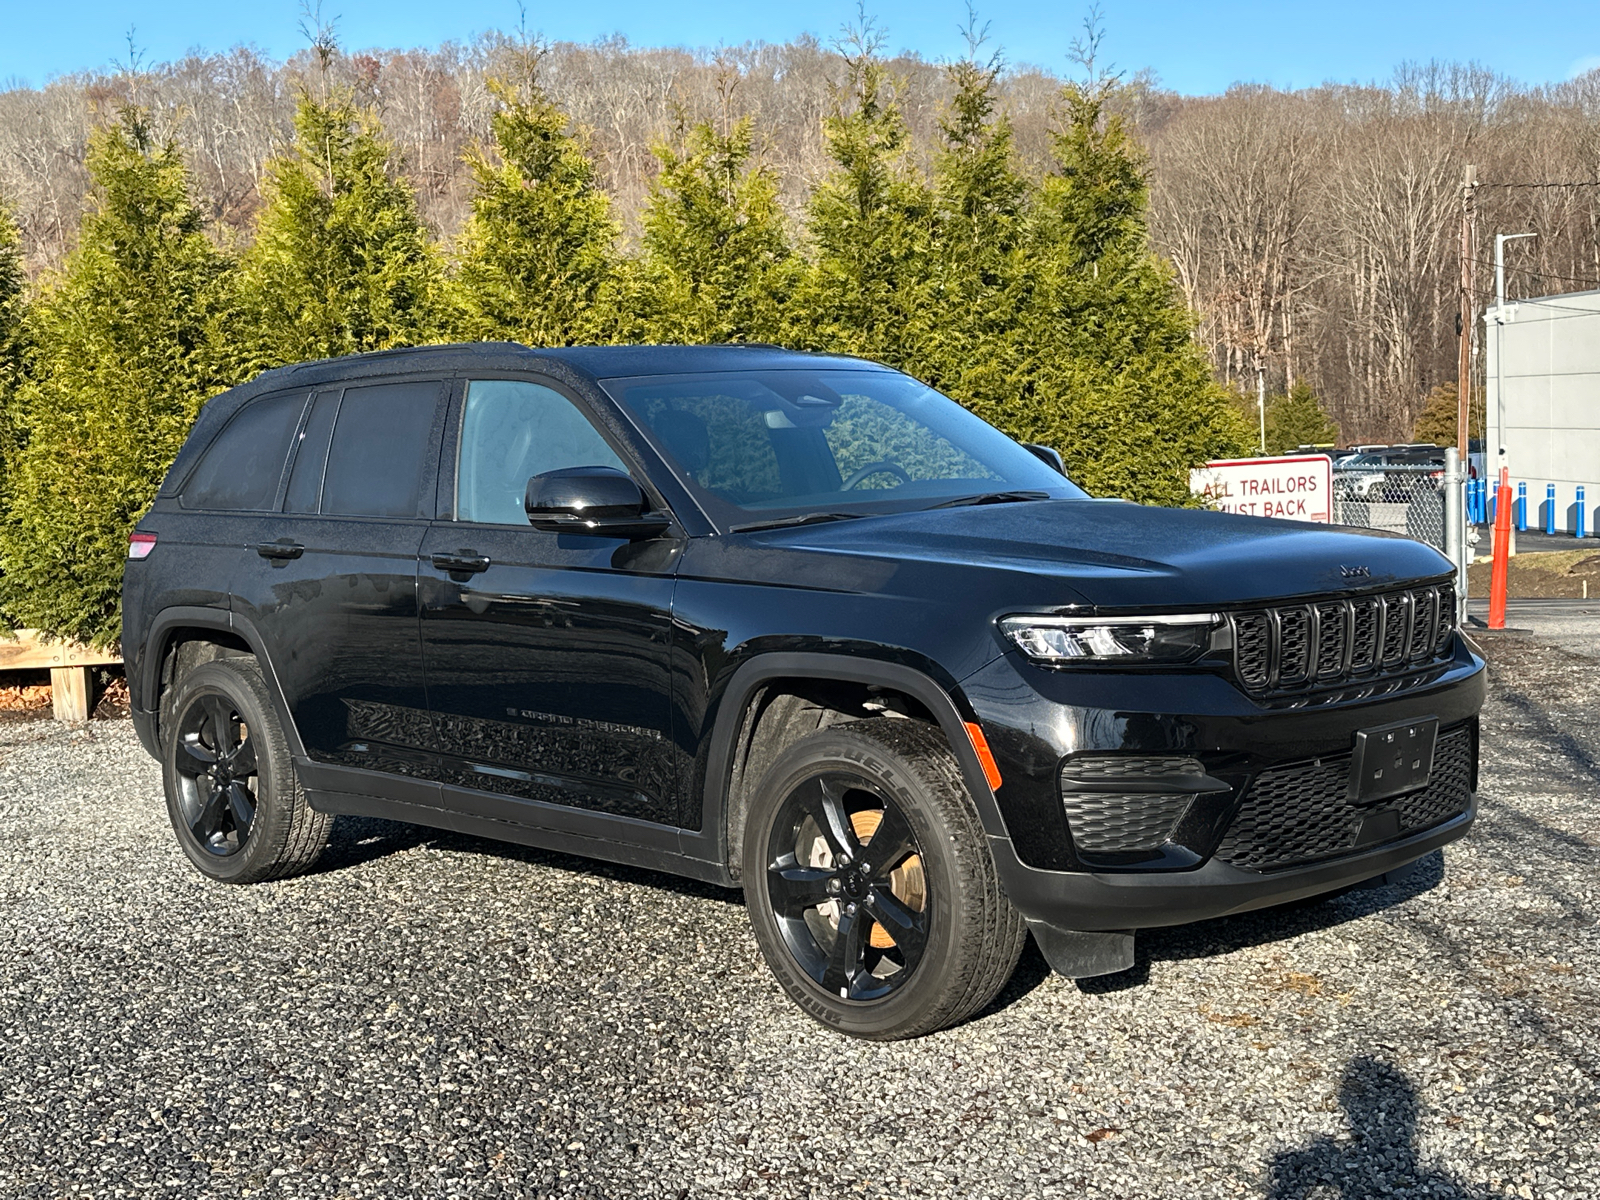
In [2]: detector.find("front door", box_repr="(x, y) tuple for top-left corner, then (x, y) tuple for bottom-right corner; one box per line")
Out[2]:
(419, 377), (682, 826)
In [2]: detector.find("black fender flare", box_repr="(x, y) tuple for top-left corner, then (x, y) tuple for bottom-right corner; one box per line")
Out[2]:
(690, 651), (1012, 877)
(139, 605), (307, 759)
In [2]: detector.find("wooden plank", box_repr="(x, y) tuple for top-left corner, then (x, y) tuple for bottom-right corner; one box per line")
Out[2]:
(50, 665), (94, 722)
(0, 629), (121, 671)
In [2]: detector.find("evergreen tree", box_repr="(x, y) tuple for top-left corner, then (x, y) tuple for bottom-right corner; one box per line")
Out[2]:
(456, 75), (619, 345)
(918, 50), (1031, 408)
(1411, 382), (1479, 448)
(235, 86), (448, 370)
(791, 35), (936, 366)
(0, 202), (25, 494)
(0, 113), (230, 644)
(1016, 80), (1250, 504)
(1265, 381), (1340, 453)
(632, 115), (796, 344)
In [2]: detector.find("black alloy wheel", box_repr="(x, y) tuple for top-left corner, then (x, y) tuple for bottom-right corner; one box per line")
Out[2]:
(766, 772), (931, 1003)
(743, 718), (1026, 1039)
(173, 693), (259, 856)
(161, 657), (331, 884)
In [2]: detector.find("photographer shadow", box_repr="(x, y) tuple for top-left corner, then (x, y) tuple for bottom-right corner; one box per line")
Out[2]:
(1267, 1057), (1483, 1199)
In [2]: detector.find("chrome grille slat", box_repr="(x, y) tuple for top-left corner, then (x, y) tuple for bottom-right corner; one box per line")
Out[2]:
(1232, 584), (1455, 696)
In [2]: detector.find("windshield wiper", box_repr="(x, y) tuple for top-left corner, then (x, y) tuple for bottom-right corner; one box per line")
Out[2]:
(925, 490), (1053, 510)
(729, 511), (867, 533)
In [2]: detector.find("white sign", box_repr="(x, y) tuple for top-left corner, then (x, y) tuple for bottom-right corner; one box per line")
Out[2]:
(1189, 454), (1333, 523)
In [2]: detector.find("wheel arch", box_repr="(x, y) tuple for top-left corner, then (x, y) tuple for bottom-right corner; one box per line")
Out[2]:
(699, 653), (1008, 882)
(141, 607), (305, 758)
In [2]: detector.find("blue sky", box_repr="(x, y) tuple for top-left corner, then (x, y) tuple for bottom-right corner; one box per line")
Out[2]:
(3, 0), (1598, 95)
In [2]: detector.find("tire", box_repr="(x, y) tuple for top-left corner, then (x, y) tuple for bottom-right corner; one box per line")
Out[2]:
(742, 718), (1026, 1040)
(161, 657), (330, 884)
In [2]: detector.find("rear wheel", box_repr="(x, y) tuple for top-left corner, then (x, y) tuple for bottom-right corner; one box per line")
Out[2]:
(162, 657), (330, 884)
(743, 718), (1025, 1039)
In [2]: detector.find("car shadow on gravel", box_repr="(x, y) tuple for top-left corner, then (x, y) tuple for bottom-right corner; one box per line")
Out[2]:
(310, 814), (745, 905)
(1072, 852), (1448, 996)
(1265, 1057), (1484, 1198)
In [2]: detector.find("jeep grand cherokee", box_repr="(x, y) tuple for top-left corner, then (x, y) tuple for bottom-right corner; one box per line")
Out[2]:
(122, 344), (1483, 1039)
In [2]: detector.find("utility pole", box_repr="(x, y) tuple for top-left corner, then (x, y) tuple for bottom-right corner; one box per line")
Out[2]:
(1456, 165), (1476, 459)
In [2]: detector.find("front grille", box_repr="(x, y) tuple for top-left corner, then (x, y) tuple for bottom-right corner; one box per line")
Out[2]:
(1061, 791), (1195, 854)
(1214, 725), (1473, 871)
(1230, 583), (1454, 696)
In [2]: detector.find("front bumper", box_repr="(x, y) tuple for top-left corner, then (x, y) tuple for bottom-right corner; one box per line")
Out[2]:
(990, 802), (1472, 932)
(959, 635), (1484, 937)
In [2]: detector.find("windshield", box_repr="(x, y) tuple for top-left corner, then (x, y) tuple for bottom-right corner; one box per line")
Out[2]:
(599, 368), (1084, 527)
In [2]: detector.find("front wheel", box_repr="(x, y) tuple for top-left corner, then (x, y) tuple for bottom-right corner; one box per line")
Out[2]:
(743, 718), (1026, 1039)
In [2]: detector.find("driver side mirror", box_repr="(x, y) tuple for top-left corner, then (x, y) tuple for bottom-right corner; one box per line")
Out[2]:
(1024, 443), (1067, 476)
(525, 466), (671, 540)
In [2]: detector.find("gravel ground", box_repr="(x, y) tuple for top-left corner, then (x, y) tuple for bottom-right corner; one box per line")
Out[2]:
(2, 638), (1596, 1200)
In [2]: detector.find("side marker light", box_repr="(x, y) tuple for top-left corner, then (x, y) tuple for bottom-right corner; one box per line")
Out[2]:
(963, 721), (1003, 792)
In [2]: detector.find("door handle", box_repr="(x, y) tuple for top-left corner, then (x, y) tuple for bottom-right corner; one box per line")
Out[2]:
(256, 541), (304, 560)
(431, 551), (492, 574)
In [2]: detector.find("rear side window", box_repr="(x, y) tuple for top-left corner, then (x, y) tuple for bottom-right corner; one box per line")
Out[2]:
(318, 381), (443, 519)
(181, 391), (306, 511)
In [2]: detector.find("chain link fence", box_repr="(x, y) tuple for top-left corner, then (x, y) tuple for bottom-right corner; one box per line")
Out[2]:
(1332, 464), (1447, 552)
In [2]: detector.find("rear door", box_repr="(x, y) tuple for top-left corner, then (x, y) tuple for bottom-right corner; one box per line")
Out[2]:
(230, 376), (449, 781)
(166, 386), (312, 619)
(417, 376), (682, 826)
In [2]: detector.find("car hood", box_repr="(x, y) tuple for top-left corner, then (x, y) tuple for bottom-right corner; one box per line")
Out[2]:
(732, 499), (1452, 610)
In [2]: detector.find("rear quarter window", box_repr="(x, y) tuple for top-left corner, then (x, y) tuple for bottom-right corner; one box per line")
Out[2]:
(180, 391), (308, 511)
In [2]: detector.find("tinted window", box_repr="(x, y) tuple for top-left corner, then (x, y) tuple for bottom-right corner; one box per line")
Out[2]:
(601, 369), (1082, 523)
(457, 379), (628, 525)
(181, 391), (307, 511)
(283, 390), (340, 514)
(320, 381), (443, 518)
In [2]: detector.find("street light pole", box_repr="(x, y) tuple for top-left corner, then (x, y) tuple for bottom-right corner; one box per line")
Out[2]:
(1492, 231), (1537, 475)
(1491, 231), (1536, 561)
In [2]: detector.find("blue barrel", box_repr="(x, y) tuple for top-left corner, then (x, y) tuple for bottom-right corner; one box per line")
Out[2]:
(1547, 483), (1557, 535)
(1517, 481), (1528, 531)
(1489, 484), (1497, 524)
(1579, 486), (1588, 539)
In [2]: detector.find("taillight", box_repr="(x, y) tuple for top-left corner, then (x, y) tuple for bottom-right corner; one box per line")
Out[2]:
(127, 531), (157, 560)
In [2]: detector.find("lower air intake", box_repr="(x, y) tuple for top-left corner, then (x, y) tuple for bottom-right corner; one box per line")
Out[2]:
(1214, 725), (1473, 872)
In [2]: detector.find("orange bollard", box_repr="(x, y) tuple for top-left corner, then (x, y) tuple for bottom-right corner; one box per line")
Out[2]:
(1488, 467), (1512, 630)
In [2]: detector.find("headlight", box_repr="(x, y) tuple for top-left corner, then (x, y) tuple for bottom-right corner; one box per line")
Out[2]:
(999, 613), (1219, 665)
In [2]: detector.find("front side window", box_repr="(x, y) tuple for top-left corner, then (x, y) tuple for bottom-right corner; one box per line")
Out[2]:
(456, 379), (629, 525)
(600, 368), (1082, 525)
(181, 391), (307, 511)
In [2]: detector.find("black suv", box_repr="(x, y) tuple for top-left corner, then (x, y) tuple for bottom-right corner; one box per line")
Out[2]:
(123, 344), (1484, 1039)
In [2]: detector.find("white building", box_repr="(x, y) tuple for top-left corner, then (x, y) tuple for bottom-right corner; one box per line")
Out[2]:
(1484, 288), (1600, 534)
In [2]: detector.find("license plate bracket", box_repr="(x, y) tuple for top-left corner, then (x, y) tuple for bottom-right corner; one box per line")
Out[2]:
(1348, 717), (1439, 804)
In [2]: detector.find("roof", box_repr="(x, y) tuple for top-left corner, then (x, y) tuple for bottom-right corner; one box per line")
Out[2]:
(273, 341), (886, 386)
(159, 343), (894, 498)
